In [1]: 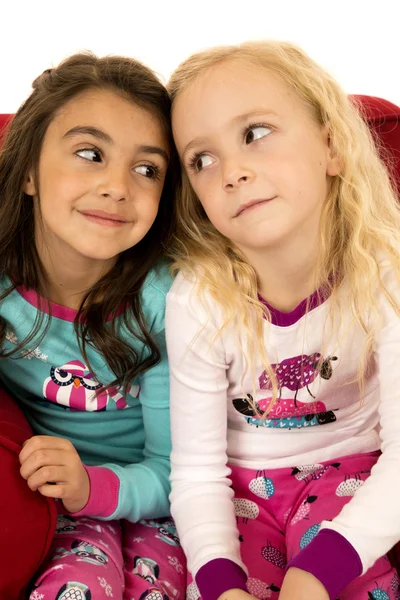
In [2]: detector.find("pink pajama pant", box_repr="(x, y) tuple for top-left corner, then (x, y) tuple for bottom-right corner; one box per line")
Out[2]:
(29, 516), (186, 600)
(187, 452), (399, 600)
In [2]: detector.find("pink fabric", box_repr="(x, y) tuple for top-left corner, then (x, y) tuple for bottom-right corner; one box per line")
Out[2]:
(259, 286), (327, 326)
(188, 452), (399, 600)
(288, 528), (362, 599)
(196, 559), (247, 600)
(16, 286), (125, 322)
(30, 515), (186, 600)
(69, 466), (121, 519)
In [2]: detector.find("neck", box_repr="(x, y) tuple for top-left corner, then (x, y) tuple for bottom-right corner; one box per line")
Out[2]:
(240, 235), (320, 313)
(35, 235), (115, 310)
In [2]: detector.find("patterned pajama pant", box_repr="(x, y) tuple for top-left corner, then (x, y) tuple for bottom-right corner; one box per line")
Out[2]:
(187, 452), (399, 600)
(29, 516), (186, 600)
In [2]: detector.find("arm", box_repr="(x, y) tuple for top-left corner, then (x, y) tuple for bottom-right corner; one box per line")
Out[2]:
(85, 329), (172, 521)
(71, 275), (173, 522)
(22, 326), (172, 522)
(166, 278), (247, 600)
(18, 266), (173, 521)
(284, 270), (400, 599)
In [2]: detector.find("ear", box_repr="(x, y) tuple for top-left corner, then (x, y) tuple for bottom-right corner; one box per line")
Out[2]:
(323, 125), (341, 177)
(23, 171), (37, 196)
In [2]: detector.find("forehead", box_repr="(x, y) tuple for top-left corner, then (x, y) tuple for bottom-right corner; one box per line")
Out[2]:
(47, 88), (167, 145)
(172, 60), (309, 145)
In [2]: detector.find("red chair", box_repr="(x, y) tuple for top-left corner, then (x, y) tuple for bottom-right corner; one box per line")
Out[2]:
(351, 95), (400, 193)
(0, 112), (58, 599)
(0, 113), (12, 146)
(0, 110), (57, 600)
(0, 391), (57, 599)
(0, 95), (399, 596)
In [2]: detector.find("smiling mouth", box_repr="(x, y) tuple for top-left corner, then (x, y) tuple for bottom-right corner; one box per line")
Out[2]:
(80, 210), (128, 228)
(235, 197), (276, 217)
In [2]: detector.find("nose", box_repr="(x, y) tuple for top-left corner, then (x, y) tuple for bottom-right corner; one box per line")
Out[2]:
(222, 156), (255, 191)
(96, 164), (129, 202)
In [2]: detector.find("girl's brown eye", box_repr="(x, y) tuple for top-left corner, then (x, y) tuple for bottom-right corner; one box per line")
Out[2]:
(76, 148), (102, 162)
(135, 165), (161, 180)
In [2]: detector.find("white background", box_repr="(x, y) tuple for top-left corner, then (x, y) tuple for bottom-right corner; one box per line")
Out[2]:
(1, 0), (399, 113)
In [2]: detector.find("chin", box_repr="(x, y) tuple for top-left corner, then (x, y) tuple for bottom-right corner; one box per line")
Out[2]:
(239, 236), (277, 250)
(249, 229), (289, 248)
(76, 246), (122, 262)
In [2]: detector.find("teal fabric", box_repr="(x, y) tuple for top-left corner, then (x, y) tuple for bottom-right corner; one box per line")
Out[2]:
(0, 263), (173, 521)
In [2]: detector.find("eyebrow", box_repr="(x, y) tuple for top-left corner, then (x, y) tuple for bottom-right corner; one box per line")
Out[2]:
(138, 144), (169, 164)
(182, 109), (279, 158)
(63, 126), (169, 163)
(63, 126), (113, 144)
(232, 109), (279, 126)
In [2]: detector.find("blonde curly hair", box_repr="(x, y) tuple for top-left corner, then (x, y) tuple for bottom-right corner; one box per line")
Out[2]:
(167, 41), (400, 402)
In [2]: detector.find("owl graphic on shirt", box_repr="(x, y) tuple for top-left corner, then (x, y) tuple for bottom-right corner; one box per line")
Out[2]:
(43, 359), (139, 411)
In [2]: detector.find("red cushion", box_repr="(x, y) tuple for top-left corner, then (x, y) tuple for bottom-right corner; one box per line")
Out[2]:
(0, 113), (11, 141)
(351, 95), (400, 193)
(0, 390), (57, 599)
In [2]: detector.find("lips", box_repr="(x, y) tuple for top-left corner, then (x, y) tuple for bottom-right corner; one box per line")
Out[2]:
(79, 209), (128, 227)
(235, 197), (276, 217)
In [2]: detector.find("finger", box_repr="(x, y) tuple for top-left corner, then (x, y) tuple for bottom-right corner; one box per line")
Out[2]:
(37, 483), (66, 499)
(20, 435), (74, 464)
(26, 465), (68, 491)
(19, 435), (74, 464)
(20, 449), (69, 480)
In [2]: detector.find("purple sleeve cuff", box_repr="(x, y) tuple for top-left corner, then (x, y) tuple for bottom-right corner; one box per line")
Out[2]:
(195, 558), (247, 600)
(67, 465), (120, 518)
(287, 529), (362, 599)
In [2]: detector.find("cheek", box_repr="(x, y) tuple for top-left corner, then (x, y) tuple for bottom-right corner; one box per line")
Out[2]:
(39, 168), (80, 207)
(198, 191), (217, 219)
(188, 173), (228, 230)
(40, 188), (73, 218)
(202, 203), (228, 235)
(142, 192), (162, 222)
(192, 176), (217, 211)
(286, 153), (326, 193)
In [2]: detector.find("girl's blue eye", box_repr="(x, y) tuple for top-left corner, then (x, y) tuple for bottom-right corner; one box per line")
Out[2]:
(245, 125), (272, 144)
(76, 148), (102, 162)
(188, 153), (213, 173)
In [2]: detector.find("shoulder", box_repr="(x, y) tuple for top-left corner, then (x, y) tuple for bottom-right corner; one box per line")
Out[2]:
(139, 262), (173, 332)
(167, 270), (197, 303)
(167, 270), (224, 330)
(368, 252), (400, 331)
(376, 251), (400, 296)
(168, 270), (203, 311)
(141, 261), (173, 302)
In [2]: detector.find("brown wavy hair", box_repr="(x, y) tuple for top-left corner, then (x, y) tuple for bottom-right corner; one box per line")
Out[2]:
(0, 52), (178, 392)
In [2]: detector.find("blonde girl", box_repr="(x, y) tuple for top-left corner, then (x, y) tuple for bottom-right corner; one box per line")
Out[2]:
(165, 41), (400, 600)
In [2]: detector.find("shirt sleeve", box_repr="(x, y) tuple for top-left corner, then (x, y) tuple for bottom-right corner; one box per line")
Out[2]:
(67, 464), (121, 518)
(72, 277), (173, 523)
(166, 277), (247, 592)
(290, 265), (400, 595)
(109, 327), (172, 521)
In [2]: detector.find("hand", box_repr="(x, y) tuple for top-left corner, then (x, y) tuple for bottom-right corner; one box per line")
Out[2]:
(279, 568), (329, 600)
(19, 435), (90, 513)
(217, 590), (257, 600)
